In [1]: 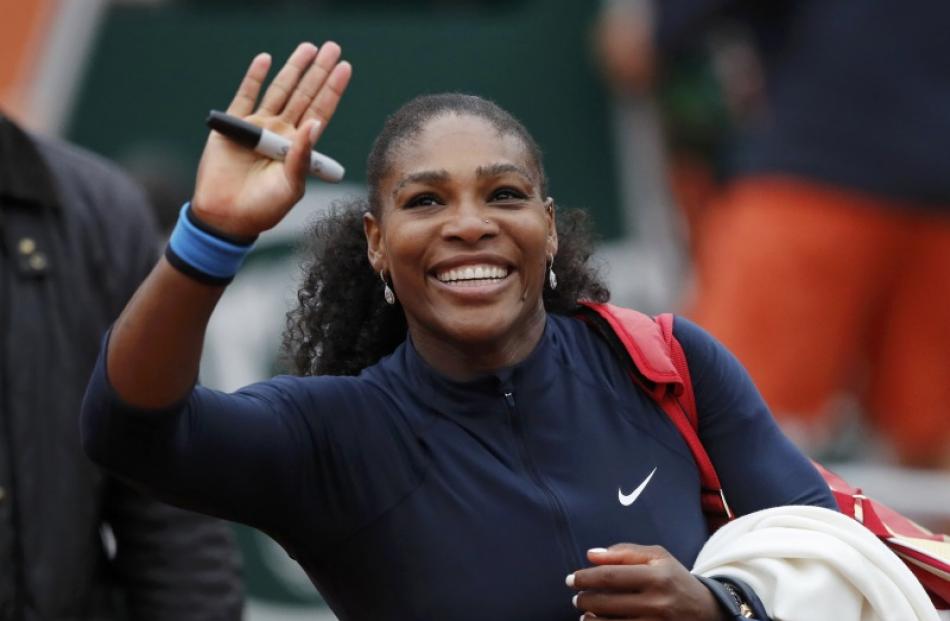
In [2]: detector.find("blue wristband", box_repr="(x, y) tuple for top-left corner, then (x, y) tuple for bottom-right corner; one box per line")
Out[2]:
(165, 203), (255, 285)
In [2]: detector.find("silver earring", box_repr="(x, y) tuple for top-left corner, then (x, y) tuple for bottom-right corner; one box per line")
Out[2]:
(381, 272), (396, 305)
(547, 263), (558, 290)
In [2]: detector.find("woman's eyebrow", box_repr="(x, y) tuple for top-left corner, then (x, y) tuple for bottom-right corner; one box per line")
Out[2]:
(392, 169), (450, 198)
(476, 163), (533, 182)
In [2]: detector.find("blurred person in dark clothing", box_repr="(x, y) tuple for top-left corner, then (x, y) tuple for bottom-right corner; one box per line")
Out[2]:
(0, 114), (244, 620)
(595, 0), (950, 469)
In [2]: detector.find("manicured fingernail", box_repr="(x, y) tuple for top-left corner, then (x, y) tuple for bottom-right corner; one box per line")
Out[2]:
(309, 120), (322, 143)
(588, 547), (608, 554)
(572, 594), (579, 608)
(565, 573), (575, 587)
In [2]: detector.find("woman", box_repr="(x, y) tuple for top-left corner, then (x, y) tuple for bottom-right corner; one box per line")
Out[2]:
(82, 41), (844, 620)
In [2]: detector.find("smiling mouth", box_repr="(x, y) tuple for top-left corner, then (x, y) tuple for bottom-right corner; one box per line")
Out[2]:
(434, 264), (511, 287)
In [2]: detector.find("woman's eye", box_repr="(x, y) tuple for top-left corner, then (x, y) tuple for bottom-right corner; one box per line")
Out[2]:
(491, 188), (527, 202)
(405, 194), (441, 208)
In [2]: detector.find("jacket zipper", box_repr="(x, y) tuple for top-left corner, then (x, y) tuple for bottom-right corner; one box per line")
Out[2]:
(502, 389), (582, 571)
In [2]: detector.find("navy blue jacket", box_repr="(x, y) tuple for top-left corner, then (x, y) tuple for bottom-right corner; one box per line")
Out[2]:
(82, 313), (834, 620)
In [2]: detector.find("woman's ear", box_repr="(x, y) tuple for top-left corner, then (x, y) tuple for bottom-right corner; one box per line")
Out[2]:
(544, 197), (559, 257)
(363, 212), (386, 273)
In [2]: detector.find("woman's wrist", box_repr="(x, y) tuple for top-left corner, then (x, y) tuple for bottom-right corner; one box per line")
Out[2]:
(165, 202), (256, 285)
(694, 575), (766, 620)
(186, 202), (259, 245)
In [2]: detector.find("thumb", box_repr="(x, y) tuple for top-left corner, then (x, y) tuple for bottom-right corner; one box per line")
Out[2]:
(587, 543), (669, 566)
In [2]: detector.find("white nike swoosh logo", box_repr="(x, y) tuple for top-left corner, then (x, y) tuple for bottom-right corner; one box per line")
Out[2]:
(618, 467), (657, 507)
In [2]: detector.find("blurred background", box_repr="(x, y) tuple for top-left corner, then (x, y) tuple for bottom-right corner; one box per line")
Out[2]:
(3, 0), (948, 619)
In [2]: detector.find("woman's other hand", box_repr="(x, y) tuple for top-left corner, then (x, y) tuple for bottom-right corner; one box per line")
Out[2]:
(192, 41), (352, 238)
(567, 544), (726, 620)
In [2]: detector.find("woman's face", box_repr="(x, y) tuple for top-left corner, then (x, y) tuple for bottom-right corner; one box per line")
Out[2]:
(365, 113), (557, 367)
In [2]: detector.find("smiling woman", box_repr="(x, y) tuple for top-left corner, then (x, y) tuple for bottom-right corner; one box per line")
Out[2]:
(284, 93), (608, 379)
(79, 41), (934, 621)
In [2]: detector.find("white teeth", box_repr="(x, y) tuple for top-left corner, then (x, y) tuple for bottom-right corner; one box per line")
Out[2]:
(436, 264), (510, 283)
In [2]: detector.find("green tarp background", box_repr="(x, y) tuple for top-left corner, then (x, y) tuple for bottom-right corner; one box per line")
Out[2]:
(68, 0), (622, 238)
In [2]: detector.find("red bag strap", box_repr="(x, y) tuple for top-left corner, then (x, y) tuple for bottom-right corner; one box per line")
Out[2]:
(655, 312), (734, 526)
(655, 313), (697, 429)
(577, 302), (733, 527)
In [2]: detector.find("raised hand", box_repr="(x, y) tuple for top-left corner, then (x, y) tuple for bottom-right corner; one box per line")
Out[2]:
(192, 42), (352, 238)
(567, 544), (725, 620)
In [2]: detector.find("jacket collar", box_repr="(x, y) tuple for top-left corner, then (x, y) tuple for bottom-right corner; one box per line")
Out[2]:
(0, 115), (60, 212)
(397, 314), (565, 415)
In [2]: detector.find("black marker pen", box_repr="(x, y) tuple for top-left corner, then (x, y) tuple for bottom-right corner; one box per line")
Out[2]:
(206, 110), (345, 183)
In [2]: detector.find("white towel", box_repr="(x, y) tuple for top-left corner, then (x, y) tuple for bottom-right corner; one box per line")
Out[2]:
(692, 505), (941, 621)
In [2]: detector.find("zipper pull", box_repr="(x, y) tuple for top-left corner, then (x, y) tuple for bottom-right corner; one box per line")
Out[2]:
(503, 391), (515, 408)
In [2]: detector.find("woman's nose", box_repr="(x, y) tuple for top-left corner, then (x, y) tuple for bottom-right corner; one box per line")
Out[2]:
(441, 202), (497, 243)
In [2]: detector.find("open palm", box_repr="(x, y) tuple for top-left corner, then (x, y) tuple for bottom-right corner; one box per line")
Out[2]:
(192, 42), (352, 238)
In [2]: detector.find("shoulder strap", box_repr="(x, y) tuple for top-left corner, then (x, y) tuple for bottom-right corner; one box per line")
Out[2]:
(654, 313), (698, 429)
(577, 302), (733, 529)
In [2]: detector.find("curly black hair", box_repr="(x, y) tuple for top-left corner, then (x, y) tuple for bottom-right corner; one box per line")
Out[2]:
(282, 93), (610, 376)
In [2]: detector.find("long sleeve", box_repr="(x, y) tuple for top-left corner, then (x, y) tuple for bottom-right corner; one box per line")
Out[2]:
(81, 342), (426, 558)
(82, 347), (312, 533)
(672, 316), (837, 516)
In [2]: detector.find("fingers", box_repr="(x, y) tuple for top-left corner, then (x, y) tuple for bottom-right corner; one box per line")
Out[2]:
(226, 53), (272, 116)
(573, 569), (720, 621)
(574, 590), (652, 618)
(565, 545), (667, 617)
(300, 59), (352, 131)
(588, 544), (668, 566)
(241, 40), (351, 140)
(568, 564), (671, 619)
(570, 563), (655, 592)
(568, 545), (711, 620)
(281, 42), (342, 124)
(257, 42), (320, 115)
